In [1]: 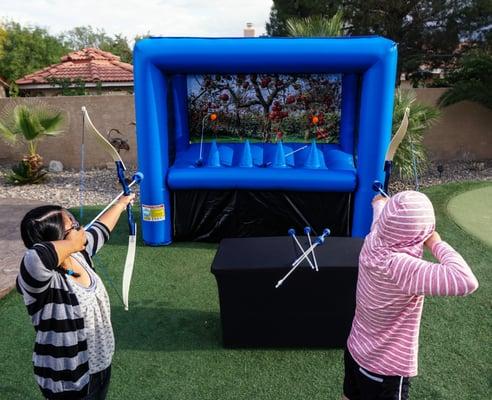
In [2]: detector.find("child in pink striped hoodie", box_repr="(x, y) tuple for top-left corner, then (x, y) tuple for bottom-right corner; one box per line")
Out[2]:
(343, 190), (478, 400)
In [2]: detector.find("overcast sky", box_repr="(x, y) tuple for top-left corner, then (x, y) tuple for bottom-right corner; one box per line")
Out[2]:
(0, 0), (273, 41)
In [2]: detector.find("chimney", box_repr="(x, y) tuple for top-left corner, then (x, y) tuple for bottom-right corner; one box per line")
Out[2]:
(243, 22), (255, 37)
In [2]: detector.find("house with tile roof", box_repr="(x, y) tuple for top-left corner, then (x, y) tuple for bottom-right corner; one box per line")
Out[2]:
(15, 48), (133, 96)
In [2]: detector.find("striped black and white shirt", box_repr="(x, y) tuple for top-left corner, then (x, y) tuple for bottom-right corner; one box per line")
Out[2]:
(16, 221), (111, 400)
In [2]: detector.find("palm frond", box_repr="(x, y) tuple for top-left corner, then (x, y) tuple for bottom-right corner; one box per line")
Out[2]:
(0, 119), (17, 144)
(438, 80), (492, 109)
(15, 106), (44, 141)
(0, 100), (66, 145)
(286, 11), (345, 37)
(438, 51), (492, 110)
(38, 111), (65, 133)
(41, 130), (65, 136)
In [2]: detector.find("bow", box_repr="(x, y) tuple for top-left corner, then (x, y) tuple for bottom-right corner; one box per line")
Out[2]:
(81, 106), (141, 311)
(384, 107), (410, 192)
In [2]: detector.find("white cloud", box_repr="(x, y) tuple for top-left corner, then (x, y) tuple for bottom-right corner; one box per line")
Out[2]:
(0, 0), (273, 41)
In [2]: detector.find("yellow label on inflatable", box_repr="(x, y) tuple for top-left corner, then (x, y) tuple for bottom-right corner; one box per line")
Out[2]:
(142, 204), (165, 221)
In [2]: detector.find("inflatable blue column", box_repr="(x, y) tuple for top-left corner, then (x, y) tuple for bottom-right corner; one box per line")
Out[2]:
(340, 74), (358, 154)
(171, 74), (190, 153)
(352, 43), (397, 237)
(133, 41), (172, 245)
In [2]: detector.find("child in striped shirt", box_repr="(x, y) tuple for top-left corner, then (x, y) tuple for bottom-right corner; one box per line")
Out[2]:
(17, 193), (134, 400)
(343, 191), (478, 400)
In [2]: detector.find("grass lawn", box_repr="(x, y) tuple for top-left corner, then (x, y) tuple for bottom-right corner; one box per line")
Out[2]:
(0, 181), (490, 399)
(447, 185), (492, 247)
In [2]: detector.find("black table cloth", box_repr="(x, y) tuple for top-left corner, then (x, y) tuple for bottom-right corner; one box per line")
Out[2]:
(211, 236), (364, 347)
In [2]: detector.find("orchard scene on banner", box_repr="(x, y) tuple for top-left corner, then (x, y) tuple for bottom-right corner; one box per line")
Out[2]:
(188, 73), (342, 142)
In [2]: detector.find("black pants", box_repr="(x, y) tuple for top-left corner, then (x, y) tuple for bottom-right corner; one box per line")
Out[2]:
(343, 350), (411, 400)
(83, 365), (111, 400)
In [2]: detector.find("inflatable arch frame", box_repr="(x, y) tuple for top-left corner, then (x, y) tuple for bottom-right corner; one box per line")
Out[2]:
(133, 37), (397, 245)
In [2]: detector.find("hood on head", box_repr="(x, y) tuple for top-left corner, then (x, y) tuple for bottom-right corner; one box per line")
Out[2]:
(376, 191), (435, 248)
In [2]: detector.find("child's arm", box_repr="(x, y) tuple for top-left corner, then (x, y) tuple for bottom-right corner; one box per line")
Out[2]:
(371, 195), (388, 231)
(17, 231), (86, 295)
(387, 233), (479, 296)
(85, 221), (111, 257)
(84, 193), (135, 257)
(97, 193), (135, 231)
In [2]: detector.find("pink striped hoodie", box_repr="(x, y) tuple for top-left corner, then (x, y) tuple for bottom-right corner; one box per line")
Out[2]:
(347, 191), (478, 377)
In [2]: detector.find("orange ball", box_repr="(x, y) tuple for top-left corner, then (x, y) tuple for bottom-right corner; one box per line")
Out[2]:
(311, 116), (319, 125)
(210, 113), (218, 121)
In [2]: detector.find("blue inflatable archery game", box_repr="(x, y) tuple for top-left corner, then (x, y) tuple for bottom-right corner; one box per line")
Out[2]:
(133, 37), (397, 246)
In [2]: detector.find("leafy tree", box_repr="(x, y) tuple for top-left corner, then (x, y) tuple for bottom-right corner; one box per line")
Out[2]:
(101, 34), (133, 64)
(0, 101), (66, 184)
(267, 1), (491, 79)
(0, 25), (7, 59)
(344, 1), (464, 80)
(60, 26), (132, 63)
(0, 21), (68, 82)
(60, 26), (108, 49)
(458, 0), (492, 45)
(438, 50), (492, 109)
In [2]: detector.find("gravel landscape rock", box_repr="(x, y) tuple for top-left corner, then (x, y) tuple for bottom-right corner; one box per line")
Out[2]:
(0, 165), (140, 209)
(0, 160), (490, 210)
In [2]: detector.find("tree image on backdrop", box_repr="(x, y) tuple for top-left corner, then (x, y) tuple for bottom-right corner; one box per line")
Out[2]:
(188, 73), (341, 143)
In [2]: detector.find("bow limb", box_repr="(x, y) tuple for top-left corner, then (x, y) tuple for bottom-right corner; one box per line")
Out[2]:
(81, 106), (125, 167)
(383, 107), (410, 193)
(82, 106), (137, 311)
(122, 227), (137, 311)
(386, 106), (410, 162)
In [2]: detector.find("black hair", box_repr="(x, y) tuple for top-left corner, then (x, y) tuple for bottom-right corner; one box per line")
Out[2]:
(21, 205), (65, 248)
(20, 205), (80, 277)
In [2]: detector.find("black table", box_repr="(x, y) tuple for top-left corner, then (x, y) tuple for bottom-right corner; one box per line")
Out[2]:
(211, 236), (364, 348)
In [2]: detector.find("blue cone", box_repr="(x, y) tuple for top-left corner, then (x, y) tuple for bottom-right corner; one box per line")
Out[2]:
(273, 141), (286, 167)
(206, 140), (221, 167)
(239, 140), (253, 168)
(304, 140), (321, 169)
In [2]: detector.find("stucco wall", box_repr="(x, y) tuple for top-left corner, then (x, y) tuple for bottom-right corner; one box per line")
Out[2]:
(415, 88), (492, 160)
(0, 91), (490, 169)
(0, 95), (136, 169)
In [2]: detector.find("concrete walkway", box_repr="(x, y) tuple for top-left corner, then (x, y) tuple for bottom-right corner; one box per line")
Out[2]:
(0, 199), (48, 299)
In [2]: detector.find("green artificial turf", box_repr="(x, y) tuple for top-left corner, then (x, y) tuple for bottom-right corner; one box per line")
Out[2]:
(447, 185), (492, 247)
(0, 181), (490, 399)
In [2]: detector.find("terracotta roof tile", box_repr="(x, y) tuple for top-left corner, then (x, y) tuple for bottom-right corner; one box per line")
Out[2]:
(16, 48), (133, 85)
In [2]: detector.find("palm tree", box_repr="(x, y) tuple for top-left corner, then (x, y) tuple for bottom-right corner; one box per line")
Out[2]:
(392, 89), (441, 179)
(286, 10), (345, 37)
(0, 101), (66, 183)
(438, 51), (492, 110)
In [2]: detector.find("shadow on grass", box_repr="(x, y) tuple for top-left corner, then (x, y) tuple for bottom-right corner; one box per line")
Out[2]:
(112, 305), (223, 352)
(169, 241), (219, 251)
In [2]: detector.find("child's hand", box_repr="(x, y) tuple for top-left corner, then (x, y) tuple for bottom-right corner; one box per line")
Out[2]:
(65, 228), (86, 253)
(116, 193), (136, 211)
(372, 194), (389, 206)
(424, 231), (442, 250)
